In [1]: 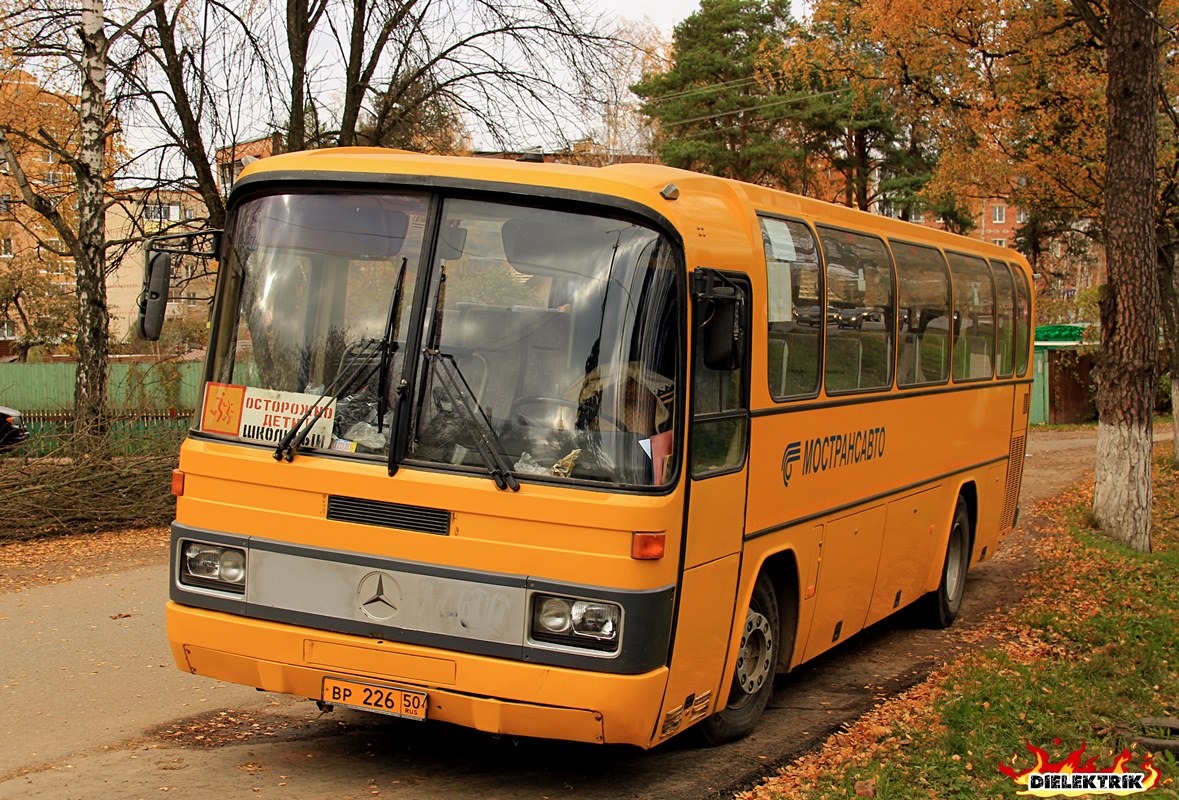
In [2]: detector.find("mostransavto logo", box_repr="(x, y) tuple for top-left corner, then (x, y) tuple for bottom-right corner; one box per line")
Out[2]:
(1000, 741), (1161, 797)
(781, 426), (886, 489)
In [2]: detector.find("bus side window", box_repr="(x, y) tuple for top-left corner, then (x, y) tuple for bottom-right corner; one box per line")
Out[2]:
(760, 216), (821, 400)
(991, 260), (1016, 378)
(946, 252), (996, 381)
(817, 227), (895, 393)
(1013, 266), (1032, 377)
(892, 241), (951, 387)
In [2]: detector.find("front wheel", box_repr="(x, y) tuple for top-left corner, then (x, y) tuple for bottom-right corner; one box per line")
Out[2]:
(925, 496), (971, 628)
(697, 573), (779, 745)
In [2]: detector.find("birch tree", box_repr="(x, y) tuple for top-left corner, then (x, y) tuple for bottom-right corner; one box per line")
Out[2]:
(0, 0), (158, 435)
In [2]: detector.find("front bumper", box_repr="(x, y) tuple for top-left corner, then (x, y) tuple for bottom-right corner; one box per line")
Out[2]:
(167, 601), (670, 746)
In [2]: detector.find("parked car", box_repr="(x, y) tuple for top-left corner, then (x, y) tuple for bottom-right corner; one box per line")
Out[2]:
(0, 405), (30, 452)
(838, 307), (868, 329)
(797, 304), (841, 327)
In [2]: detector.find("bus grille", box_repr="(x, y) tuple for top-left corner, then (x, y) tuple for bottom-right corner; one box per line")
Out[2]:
(1001, 435), (1026, 530)
(327, 495), (452, 536)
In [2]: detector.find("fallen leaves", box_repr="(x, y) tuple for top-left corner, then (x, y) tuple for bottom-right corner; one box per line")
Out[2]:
(0, 526), (168, 594)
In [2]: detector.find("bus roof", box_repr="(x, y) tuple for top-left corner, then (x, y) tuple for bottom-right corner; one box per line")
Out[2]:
(236, 148), (1028, 269)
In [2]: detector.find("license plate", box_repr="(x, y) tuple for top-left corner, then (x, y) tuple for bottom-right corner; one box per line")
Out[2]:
(322, 677), (427, 721)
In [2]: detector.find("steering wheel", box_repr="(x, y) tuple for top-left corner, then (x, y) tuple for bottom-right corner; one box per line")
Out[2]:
(509, 396), (629, 432)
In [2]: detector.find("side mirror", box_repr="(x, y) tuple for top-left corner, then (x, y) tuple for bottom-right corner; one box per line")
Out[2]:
(137, 247), (171, 341)
(693, 269), (746, 371)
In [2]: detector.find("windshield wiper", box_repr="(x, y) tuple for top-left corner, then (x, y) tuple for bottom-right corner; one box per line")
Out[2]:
(424, 349), (520, 492)
(376, 257), (408, 435)
(273, 338), (384, 462)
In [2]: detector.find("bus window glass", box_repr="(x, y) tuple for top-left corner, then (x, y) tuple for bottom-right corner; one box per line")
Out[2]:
(691, 278), (748, 476)
(210, 192), (429, 457)
(892, 241), (951, 387)
(817, 228), (895, 393)
(1014, 265), (1032, 376)
(991, 260), (1016, 378)
(760, 216), (821, 399)
(410, 199), (682, 488)
(947, 252), (996, 381)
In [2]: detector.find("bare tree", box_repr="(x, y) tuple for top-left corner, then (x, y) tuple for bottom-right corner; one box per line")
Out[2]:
(273, 0), (619, 152)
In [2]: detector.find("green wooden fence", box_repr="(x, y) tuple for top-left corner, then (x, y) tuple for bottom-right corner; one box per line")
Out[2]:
(0, 361), (203, 411)
(0, 361), (201, 456)
(19, 410), (191, 457)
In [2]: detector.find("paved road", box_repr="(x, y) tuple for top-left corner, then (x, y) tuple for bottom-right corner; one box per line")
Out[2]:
(0, 429), (1113, 800)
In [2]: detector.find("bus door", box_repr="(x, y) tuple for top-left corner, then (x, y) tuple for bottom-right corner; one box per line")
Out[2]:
(654, 270), (750, 742)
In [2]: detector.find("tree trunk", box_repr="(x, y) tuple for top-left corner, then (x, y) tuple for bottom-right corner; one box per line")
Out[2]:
(336, 0), (368, 148)
(76, 0), (110, 441)
(151, 3), (227, 228)
(854, 128), (869, 211)
(286, 0), (309, 151)
(1092, 0), (1159, 552)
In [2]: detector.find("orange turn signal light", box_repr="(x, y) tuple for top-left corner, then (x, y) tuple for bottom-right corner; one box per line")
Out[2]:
(631, 531), (665, 560)
(171, 469), (185, 497)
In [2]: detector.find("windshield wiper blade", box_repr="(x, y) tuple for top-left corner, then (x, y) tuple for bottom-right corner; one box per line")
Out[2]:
(273, 338), (384, 462)
(425, 349), (520, 492)
(376, 257), (408, 435)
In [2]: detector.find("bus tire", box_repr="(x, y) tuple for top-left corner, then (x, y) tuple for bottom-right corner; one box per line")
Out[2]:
(697, 572), (778, 745)
(925, 496), (971, 629)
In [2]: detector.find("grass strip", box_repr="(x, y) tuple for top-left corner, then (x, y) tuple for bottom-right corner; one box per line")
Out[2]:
(746, 443), (1179, 799)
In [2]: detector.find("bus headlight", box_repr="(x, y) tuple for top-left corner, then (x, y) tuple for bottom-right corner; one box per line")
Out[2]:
(531, 595), (621, 652)
(180, 542), (247, 594)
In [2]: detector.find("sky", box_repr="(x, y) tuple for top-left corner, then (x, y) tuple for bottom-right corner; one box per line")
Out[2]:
(590, 0), (701, 34)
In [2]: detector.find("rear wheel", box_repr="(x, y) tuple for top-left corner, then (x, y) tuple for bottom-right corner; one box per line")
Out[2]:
(697, 573), (778, 745)
(926, 496), (971, 628)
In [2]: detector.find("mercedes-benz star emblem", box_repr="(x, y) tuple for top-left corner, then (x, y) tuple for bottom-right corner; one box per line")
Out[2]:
(357, 571), (402, 621)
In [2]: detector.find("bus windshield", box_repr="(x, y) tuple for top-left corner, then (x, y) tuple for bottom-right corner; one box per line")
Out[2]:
(204, 191), (681, 489)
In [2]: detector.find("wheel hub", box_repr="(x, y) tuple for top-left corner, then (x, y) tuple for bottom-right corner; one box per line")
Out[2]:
(734, 609), (773, 695)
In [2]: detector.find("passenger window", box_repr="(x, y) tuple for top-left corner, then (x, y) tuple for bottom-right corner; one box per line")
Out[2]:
(761, 216), (821, 400)
(991, 260), (1016, 378)
(817, 228), (895, 393)
(892, 241), (951, 387)
(1013, 266), (1032, 376)
(946, 253), (996, 381)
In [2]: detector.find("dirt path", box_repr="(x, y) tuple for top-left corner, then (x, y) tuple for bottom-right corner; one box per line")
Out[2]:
(0, 428), (1136, 800)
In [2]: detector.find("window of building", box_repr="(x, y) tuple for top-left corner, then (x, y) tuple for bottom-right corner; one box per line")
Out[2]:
(761, 216), (822, 400)
(0, 196), (11, 214)
(1016, 209), (1029, 224)
(43, 172), (61, 187)
(992, 239), (1006, 248)
(0, 238), (12, 257)
(910, 211), (924, 224)
(145, 203), (180, 221)
(818, 227), (895, 393)
(992, 204), (1006, 224)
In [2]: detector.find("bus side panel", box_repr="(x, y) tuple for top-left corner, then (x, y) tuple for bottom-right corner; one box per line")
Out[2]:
(741, 526), (822, 672)
(974, 464), (1008, 563)
(864, 486), (945, 628)
(800, 504), (887, 663)
(652, 553), (740, 744)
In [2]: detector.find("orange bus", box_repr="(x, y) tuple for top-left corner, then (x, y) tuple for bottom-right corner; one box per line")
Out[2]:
(144, 149), (1033, 747)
